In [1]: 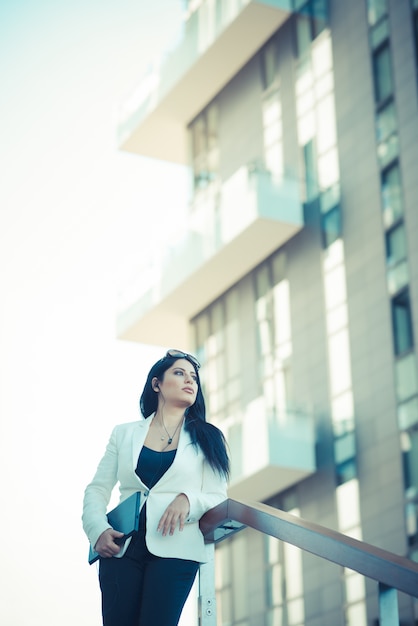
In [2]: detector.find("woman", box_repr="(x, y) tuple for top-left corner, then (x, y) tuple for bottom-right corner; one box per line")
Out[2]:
(82, 349), (230, 626)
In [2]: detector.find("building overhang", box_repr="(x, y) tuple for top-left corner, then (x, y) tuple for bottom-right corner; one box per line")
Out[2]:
(228, 465), (314, 502)
(117, 0), (293, 164)
(117, 212), (301, 348)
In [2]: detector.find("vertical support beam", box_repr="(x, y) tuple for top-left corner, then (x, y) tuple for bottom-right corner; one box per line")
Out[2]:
(378, 583), (399, 626)
(198, 543), (217, 626)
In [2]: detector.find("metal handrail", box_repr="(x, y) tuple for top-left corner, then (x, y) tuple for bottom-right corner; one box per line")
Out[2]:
(198, 498), (418, 625)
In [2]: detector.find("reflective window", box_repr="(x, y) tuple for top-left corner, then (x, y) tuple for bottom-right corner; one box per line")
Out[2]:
(376, 100), (397, 143)
(398, 396), (418, 430)
(336, 479), (360, 531)
(328, 329), (352, 396)
(402, 429), (418, 501)
(381, 162), (403, 227)
(373, 43), (393, 102)
(303, 139), (318, 200)
(395, 353), (418, 402)
(322, 205), (341, 248)
(261, 40), (278, 90)
(385, 223), (407, 266)
(392, 289), (414, 355)
(367, 0), (388, 25)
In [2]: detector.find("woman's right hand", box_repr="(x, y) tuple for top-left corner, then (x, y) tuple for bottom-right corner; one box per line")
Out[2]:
(94, 528), (125, 558)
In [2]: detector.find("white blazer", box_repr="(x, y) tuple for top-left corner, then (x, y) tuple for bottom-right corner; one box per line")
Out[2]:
(82, 415), (228, 563)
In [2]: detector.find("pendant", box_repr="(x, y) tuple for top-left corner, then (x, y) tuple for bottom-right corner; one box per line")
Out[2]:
(168, 438), (173, 445)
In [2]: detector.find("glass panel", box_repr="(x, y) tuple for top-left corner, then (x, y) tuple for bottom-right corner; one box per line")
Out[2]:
(402, 430), (418, 498)
(262, 41), (278, 90)
(376, 101), (397, 143)
(335, 431), (356, 464)
(337, 478), (360, 531)
(332, 390), (355, 435)
(318, 146), (340, 189)
(386, 223), (407, 266)
(296, 13), (312, 58)
(367, 0), (388, 25)
(284, 543), (303, 599)
(387, 259), (409, 296)
(370, 16), (390, 49)
(324, 264), (346, 309)
(303, 139), (318, 200)
(266, 562), (283, 606)
(345, 571), (366, 603)
(322, 205), (341, 248)
(392, 290), (414, 355)
(337, 458), (357, 485)
(287, 597), (305, 625)
(378, 132), (399, 169)
(373, 44), (393, 102)
(317, 94), (336, 153)
(266, 606), (284, 626)
(398, 396), (418, 430)
(346, 601), (367, 626)
(320, 182), (340, 213)
(327, 302), (348, 335)
(232, 534), (248, 620)
(382, 163), (403, 226)
(395, 353), (418, 402)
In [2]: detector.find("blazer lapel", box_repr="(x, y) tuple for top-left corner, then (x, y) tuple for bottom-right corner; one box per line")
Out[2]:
(131, 416), (153, 472)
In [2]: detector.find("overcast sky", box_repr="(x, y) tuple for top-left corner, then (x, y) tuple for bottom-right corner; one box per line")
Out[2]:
(0, 2), (199, 624)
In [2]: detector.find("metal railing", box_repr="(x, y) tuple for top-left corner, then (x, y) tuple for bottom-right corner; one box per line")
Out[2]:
(198, 498), (418, 625)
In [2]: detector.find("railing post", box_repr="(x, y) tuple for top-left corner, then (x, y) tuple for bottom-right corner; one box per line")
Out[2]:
(378, 583), (399, 626)
(198, 542), (217, 626)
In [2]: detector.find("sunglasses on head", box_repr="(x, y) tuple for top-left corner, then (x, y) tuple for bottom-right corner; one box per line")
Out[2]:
(165, 349), (201, 370)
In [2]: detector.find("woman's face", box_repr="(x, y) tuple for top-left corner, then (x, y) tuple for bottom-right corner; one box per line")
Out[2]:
(155, 358), (198, 408)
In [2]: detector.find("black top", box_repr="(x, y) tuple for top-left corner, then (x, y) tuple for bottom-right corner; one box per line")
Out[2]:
(135, 445), (176, 489)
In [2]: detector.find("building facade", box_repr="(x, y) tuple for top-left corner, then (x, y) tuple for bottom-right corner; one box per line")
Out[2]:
(117, 1), (418, 624)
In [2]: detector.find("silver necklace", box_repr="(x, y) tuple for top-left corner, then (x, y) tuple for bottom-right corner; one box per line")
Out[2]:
(158, 416), (183, 445)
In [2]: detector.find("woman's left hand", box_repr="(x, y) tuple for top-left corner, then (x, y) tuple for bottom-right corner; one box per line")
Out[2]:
(157, 493), (190, 536)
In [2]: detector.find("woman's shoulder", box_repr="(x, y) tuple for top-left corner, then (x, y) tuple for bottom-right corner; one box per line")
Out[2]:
(111, 417), (149, 435)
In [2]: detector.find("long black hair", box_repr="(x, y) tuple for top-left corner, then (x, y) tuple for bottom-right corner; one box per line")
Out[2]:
(139, 354), (230, 478)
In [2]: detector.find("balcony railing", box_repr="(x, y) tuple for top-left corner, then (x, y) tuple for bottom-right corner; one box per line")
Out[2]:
(198, 498), (418, 625)
(117, 0), (294, 163)
(116, 165), (303, 347)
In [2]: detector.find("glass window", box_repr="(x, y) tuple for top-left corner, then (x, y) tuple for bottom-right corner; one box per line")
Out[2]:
(262, 40), (278, 90)
(373, 43), (393, 102)
(385, 223), (407, 266)
(367, 0), (388, 25)
(303, 139), (318, 200)
(336, 479), (360, 530)
(398, 396), (418, 430)
(392, 289), (414, 355)
(402, 429), (418, 499)
(296, 13), (312, 58)
(322, 205), (341, 248)
(382, 162), (403, 227)
(336, 458), (357, 485)
(395, 353), (418, 402)
(376, 100), (397, 143)
(328, 328), (352, 396)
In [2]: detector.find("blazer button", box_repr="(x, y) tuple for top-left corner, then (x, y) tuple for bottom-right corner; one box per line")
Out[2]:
(144, 491), (149, 497)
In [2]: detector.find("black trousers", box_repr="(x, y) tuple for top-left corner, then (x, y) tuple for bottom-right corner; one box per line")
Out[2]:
(98, 528), (199, 626)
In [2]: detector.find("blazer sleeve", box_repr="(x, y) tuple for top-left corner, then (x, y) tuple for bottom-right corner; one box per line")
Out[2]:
(82, 426), (119, 549)
(183, 459), (228, 524)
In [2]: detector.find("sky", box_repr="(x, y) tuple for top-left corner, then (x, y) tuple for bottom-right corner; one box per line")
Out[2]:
(0, 1), (198, 624)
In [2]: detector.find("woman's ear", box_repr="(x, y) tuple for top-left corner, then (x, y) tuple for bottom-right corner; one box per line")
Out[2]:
(152, 377), (160, 392)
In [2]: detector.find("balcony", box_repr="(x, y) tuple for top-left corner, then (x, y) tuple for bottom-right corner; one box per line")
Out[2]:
(117, 0), (293, 163)
(226, 404), (316, 501)
(116, 164), (303, 347)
